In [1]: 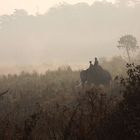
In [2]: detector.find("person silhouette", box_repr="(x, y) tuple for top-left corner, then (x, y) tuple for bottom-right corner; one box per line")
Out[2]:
(89, 61), (94, 69)
(94, 57), (99, 66)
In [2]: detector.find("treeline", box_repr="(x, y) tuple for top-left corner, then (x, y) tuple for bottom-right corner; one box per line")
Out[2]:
(0, 63), (139, 139)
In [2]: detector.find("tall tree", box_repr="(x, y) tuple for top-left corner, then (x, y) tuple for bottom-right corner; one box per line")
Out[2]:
(117, 35), (139, 62)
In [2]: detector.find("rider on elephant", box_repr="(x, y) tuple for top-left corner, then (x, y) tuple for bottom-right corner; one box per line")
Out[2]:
(80, 57), (112, 86)
(94, 57), (99, 66)
(89, 61), (94, 69)
(93, 57), (103, 71)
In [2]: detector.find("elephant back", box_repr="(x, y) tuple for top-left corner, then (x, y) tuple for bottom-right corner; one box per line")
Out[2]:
(87, 65), (111, 85)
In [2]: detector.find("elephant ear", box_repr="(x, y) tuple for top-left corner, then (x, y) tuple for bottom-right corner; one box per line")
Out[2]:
(80, 70), (87, 82)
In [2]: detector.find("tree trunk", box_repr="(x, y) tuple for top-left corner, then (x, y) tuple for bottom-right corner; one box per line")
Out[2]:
(126, 46), (131, 63)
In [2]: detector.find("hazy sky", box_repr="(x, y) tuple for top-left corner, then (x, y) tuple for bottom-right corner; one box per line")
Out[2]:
(0, 0), (139, 73)
(0, 0), (115, 15)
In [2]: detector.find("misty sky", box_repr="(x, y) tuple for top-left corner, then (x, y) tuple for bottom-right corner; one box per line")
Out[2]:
(0, 0), (140, 74)
(0, 0), (115, 15)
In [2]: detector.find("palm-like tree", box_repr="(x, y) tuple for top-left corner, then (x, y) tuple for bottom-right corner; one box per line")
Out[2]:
(117, 35), (139, 63)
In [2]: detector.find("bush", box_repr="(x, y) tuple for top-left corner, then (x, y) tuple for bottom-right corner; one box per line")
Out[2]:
(98, 64), (140, 140)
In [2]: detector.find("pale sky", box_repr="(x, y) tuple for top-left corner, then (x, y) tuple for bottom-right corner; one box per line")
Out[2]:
(0, 0), (115, 15)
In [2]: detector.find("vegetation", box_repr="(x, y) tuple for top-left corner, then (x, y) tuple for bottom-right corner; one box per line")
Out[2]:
(98, 64), (140, 140)
(0, 62), (139, 140)
(117, 35), (139, 63)
(0, 1), (139, 139)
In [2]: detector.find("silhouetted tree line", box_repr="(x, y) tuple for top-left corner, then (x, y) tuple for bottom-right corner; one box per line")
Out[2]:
(0, 63), (139, 139)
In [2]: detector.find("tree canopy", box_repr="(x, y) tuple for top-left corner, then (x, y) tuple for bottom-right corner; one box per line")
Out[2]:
(117, 35), (139, 62)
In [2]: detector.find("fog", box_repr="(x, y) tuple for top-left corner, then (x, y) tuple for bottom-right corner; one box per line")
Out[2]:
(0, 0), (140, 73)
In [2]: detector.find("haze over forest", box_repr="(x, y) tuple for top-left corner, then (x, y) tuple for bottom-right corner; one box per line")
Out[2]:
(0, 0), (140, 73)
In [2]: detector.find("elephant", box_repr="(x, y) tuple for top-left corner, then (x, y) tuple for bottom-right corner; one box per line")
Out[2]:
(80, 65), (112, 87)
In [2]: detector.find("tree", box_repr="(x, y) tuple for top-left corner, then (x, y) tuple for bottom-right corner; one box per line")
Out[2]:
(98, 64), (140, 140)
(117, 0), (129, 6)
(13, 9), (28, 16)
(117, 35), (139, 63)
(117, 0), (140, 6)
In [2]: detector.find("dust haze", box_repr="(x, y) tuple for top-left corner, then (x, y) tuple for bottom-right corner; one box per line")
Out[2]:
(0, 0), (140, 74)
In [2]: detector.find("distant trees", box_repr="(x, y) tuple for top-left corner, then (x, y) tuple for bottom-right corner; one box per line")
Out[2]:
(117, 0), (129, 6)
(101, 56), (126, 77)
(117, 0), (140, 6)
(117, 35), (139, 63)
(0, 2), (140, 64)
(13, 9), (28, 16)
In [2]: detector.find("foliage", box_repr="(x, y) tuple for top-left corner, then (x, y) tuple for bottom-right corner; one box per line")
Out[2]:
(98, 64), (140, 140)
(0, 67), (121, 140)
(117, 35), (139, 62)
(101, 56), (127, 78)
(0, 64), (139, 140)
